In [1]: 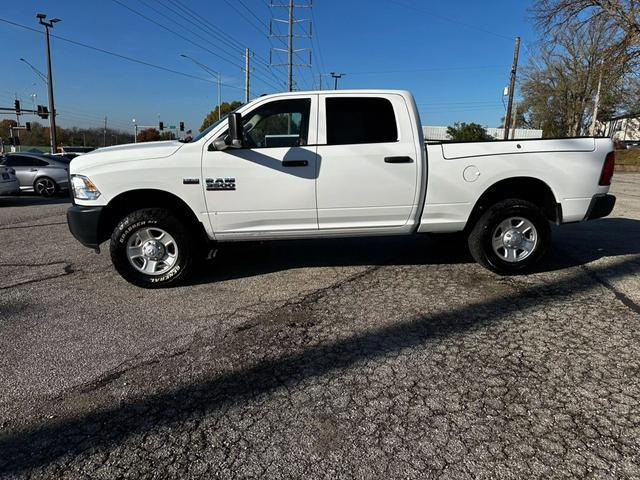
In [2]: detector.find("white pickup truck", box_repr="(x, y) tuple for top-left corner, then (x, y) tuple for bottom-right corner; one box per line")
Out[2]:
(67, 90), (616, 288)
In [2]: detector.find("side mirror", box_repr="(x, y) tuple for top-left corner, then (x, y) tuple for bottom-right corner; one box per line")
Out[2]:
(227, 112), (243, 148)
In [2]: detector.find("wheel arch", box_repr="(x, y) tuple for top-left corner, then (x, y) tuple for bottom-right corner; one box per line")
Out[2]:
(97, 189), (209, 246)
(465, 176), (560, 232)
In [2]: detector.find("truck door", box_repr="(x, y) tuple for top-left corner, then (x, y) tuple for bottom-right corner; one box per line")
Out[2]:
(202, 95), (318, 234)
(315, 94), (419, 229)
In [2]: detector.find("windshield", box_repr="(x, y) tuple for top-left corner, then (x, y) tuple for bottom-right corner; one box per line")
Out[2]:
(187, 104), (244, 143)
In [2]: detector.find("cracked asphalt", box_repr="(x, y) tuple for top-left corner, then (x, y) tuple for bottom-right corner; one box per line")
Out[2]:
(1, 175), (640, 479)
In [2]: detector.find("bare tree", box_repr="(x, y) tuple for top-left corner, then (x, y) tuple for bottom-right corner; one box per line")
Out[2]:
(520, 17), (629, 136)
(533, 0), (640, 62)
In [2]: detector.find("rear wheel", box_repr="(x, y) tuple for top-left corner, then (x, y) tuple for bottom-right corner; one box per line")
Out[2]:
(468, 199), (550, 274)
(34, 177), (58, 197)
(110, 208), (193, 288)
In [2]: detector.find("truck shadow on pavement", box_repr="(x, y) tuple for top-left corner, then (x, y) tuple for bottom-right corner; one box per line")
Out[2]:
(187, 217), (640, 284)
(1, 254), (639, 475)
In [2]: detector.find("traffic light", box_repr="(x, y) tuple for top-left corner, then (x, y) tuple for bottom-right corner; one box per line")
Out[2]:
(37, 105), (49, 119)
(14, 100), (21, 114)
(179, 121), (184, 132)
(159, 121), (164, 131)
(25, 122), (31, 132)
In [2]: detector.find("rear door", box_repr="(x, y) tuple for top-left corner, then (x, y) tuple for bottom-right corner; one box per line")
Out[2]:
(315, 94), (419, 229)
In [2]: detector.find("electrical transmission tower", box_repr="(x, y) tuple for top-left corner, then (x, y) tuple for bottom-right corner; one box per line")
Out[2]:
(269, 1), (313, 92)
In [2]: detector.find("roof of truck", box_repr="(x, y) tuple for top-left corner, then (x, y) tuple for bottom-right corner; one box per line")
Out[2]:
(259, 89), (413, 97)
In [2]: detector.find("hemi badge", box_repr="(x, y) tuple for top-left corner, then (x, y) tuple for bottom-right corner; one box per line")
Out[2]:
(183, 178), (200, 185)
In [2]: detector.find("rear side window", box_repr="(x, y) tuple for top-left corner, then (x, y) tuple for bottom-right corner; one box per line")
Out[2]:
(326, 97), (398, 145)
(4, 156), (32, 167)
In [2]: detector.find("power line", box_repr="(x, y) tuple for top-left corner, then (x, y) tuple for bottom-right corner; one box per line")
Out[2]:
(0, 17), (246, 90)
(159, 0), (285, 89)
(346, 65), (509, 75)
(383, 0), (515, 41)
(222, 0), (270, 37)
(110, 0), (248, 71)
(131, 0), (282, 92)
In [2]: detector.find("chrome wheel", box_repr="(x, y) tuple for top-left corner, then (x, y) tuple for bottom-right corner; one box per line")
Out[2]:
(126, 227), (179, 276)
(35, 178), (56, 196)
(491, 217), (538, 263)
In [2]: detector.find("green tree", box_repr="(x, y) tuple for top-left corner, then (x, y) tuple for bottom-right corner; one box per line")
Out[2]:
(200, 101), (243, 132)
(446, 122), (493, 142)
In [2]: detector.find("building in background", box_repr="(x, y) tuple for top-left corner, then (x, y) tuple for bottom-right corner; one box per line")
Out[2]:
(423, 126), (543, 142)
(600, 114), (640, 145)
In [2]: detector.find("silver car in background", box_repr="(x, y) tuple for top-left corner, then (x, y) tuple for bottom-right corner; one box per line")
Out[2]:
(0, 153), (70, 197)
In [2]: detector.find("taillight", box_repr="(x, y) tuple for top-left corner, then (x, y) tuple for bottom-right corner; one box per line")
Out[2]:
(599, 151), (615, 186)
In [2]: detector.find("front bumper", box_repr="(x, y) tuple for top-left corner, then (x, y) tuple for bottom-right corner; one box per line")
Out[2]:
(584, 194), (616, 221)
(67, 205), (103, 249)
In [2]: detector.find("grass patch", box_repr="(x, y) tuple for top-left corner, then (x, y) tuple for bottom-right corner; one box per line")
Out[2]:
(615, 149), (640, 165)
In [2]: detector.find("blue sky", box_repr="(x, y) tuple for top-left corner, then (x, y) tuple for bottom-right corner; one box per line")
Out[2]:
(1, 0), (538, 134)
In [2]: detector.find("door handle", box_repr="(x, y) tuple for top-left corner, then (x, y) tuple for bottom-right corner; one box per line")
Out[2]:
(30, 168), (38, 172)
(384, 156), (413, 164)
(282, 160), (308, 167)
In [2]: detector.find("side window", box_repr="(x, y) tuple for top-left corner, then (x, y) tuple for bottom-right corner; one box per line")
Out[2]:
(242, 98), (311, 148)
(32, 159), (49, 167)
(326, 97), (398, 145)
(6, 156), (30, 167)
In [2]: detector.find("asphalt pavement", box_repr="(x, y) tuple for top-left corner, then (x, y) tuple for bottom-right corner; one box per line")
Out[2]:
(1, 175), (639, 479)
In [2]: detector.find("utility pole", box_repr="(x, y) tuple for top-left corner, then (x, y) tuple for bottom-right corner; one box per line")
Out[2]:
(37, 13), (61, 154)
(103, 116), (108, 147)
(503, 36), (520, 140)
(244, 48), (251, 103)
(330, 72), (345, 90)
(590, 64), (603, 136)
(510, 103), (518, 140)
(270, 0), (312, 92)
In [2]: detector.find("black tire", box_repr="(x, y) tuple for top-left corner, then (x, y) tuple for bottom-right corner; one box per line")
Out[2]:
(467, 199), (550, 274)
(34, 177), (58, 197)
(110, 208), (193, 288)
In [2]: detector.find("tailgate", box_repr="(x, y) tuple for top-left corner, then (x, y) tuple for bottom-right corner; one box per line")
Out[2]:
(441, 138), (596, 160)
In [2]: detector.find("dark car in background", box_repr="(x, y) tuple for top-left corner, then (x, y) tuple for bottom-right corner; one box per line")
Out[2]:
(0, 152), (70, 197)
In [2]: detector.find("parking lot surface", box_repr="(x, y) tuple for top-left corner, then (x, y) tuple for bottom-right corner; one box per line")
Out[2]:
(1, 175), (639, 479)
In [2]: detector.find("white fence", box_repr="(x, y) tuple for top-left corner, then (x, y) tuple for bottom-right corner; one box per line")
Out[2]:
(423, 126), (543, 141)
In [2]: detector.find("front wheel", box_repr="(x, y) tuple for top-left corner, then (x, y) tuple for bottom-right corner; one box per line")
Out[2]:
(467, 199), (550, 274)
(110, 208), (193, 288)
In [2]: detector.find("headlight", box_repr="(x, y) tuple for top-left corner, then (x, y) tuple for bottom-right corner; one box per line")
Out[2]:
(71, 175), (101, 200)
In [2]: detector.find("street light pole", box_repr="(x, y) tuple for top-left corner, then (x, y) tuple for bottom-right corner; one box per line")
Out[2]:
(330, 72), (345, 90)
(19, 58), (48, 84)
(180, 54), (221, 121)
(37, 13), (61, 154)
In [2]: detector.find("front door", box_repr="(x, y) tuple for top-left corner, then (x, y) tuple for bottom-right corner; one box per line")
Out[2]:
(315, 94), (419, 229)
(203, 95), (318, 234)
